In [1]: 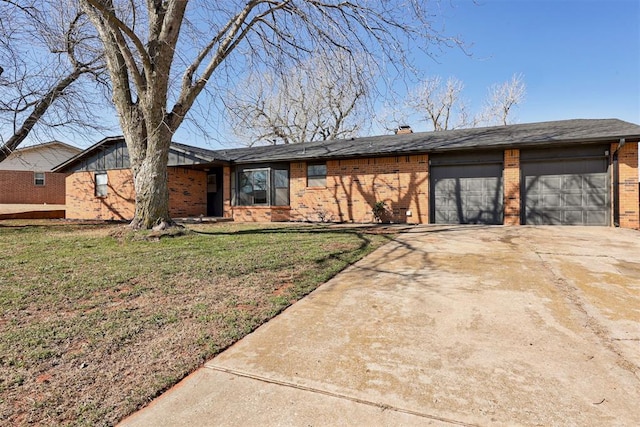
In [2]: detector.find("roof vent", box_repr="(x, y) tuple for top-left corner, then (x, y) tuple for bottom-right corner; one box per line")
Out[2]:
(395, 125), (413, 135)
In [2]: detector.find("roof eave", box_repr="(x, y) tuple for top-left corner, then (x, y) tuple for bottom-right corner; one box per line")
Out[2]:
(53, 137), (233, 172)
(428, 134), (640, 154)
(168, 144), (231, 164)
(52, 136), (124, 172)
(226, 134), (640, 164)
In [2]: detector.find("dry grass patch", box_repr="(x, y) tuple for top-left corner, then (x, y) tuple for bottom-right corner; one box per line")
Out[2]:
(0, 220), (393, 426)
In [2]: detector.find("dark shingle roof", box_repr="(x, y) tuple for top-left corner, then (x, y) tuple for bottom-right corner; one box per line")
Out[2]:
(169, 141), (233, 162)
(214, 118), (640, 163)
(54, 119), (640, 171)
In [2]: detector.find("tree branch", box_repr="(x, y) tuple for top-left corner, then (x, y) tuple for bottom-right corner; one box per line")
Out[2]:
(0, 69), (82, 162)
(81, 0), (149, 94)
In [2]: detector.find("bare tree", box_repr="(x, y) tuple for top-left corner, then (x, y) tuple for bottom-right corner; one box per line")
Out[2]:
(407, 76), (470, 131)
(376, 102), (411, 134)
(77, 0), (460, 229)
(227, 51), (371, 146)
(0, 0), (107, 162)
(399, 73), (527, 131)
(481, 73), (526, 126)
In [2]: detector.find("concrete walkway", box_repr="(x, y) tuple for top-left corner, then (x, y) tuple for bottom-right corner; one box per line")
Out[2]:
(0, 204), (65, 214)
(120, 226), (640, 426)
(0, 204), (65, 219)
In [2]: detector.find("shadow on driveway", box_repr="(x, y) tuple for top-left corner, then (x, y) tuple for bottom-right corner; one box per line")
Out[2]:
(121, 225), (640, 426)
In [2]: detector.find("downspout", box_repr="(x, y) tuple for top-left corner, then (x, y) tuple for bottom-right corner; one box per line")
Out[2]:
(612, 138), (626, 227)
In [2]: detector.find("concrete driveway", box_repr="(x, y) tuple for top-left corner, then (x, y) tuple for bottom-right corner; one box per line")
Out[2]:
(121, 226), (640, 426)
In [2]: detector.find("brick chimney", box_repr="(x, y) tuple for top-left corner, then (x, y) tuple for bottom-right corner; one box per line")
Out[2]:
(395, 125), (413, 135)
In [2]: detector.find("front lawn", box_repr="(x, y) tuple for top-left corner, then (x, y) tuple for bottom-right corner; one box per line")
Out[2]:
(0, 221), (393, 426)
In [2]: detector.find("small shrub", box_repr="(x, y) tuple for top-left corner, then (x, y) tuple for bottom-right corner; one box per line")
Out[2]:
(314, 208), (334, 223)
(372, 201), (389, 223)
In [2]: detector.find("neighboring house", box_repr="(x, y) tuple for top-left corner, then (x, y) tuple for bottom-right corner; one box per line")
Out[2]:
(0, 141), (81, 206)
(54, 119), (640, 230)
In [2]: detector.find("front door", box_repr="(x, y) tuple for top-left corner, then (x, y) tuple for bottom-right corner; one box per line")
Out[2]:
(207, 169), (223, 217)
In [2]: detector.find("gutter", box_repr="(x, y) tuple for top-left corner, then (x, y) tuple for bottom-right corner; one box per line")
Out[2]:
(612, 138), (626, 227)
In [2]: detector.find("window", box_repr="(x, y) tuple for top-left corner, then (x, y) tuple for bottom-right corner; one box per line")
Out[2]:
(234, 166), (289, 206)
(307, 162), (327, 187)
(207, 174), (217, 193)
(272, 169), (289, 206)
(239, 169), (269, 205)
(34, 172), (45, 186)
(95, 172), (108, 197)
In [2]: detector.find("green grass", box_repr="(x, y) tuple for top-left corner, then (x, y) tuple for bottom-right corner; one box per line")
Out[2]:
(0, 220), (393, 426)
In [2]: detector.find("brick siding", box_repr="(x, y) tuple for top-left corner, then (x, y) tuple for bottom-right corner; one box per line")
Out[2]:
(62, 145), (640, 231)
(232, 206), (292, 222)
(222, 166), (233, 219)
(168, 168), (207, 217)
(612, 141), (639, 229)
(66, 169), (135, 220)
(0, 171), (67, 204)
(232, 155), (430, 223)
(227, 147), (640, 230)
(65, 167), (207, 220)
(503, 149), (521, 226)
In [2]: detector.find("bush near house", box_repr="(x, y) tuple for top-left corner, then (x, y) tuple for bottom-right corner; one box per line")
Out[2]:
(0, 220), (393, 426)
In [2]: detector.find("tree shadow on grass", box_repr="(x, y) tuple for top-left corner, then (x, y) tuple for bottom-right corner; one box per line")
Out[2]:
(188, 223), (412, 236)
(189, 223), (502, 284)
(0, 219), (127, 230)
(187, 223), (408, 273)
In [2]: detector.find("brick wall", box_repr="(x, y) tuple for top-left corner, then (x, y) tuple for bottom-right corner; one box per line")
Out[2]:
(222, 166), (233, 219)
(227, 146), (640, 230)
(168, 168), (207, 217)
(612, 141), (639, 230)
(66, 167), (207, 220)
(232, 206), (292, 222)
(229, 156), (429, 223)
(66, 169), (135, 220)
(503, 149), (521, 226)
(292, 155), (429, 223)
(0, 171), (67, 204)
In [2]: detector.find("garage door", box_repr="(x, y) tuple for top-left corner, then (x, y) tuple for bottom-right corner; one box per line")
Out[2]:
(521, 146), (609, 225)
(430, 152), (503, 224)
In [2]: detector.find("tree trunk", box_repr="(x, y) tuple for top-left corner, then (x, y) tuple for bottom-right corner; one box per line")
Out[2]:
(127, 125), (173, 229)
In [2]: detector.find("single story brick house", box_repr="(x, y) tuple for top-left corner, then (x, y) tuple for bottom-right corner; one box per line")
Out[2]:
(0, 141), (81, 218)
(54, 119), (640, 229)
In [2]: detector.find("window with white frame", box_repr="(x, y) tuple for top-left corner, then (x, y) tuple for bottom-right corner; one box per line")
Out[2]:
(34, 172), (45, 186)
(95, 172), (108, 197)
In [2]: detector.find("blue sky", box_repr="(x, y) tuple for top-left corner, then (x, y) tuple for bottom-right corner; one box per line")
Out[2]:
(394, 0), (640, 133)
(173, 0), (640, 148)
(19, 0), (639, 149)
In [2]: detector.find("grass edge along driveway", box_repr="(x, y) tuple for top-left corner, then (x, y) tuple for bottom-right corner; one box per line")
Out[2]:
(0, 221), (395, 426)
